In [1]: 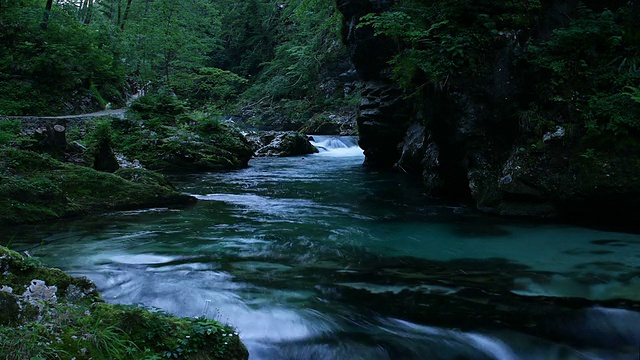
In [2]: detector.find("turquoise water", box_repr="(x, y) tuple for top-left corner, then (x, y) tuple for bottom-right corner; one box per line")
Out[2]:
(5, 136), (640, 359)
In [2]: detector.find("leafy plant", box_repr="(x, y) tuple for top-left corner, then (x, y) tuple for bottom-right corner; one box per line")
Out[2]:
(0, 120), (27, 148)
(358, 0), (541, 87)
(528, 5), (640, 137)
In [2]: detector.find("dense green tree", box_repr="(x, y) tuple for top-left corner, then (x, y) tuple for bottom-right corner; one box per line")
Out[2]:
(359, 0), (640, 138)
(0, 0), (350, 118)
(0, 0), (126, 115)
(208, 0), (278, 78)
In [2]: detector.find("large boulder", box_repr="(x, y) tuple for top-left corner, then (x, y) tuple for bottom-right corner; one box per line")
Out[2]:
(299, 112), (357, 136)
(250, 131), (318, 157)
(0, 148), (196, 225)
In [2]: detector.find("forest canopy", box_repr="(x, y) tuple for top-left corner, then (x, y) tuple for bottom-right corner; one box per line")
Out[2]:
(0, 0), (346, 119)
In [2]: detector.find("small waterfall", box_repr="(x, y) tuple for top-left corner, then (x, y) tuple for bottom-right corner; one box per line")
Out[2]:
(309, 135), (363, 157)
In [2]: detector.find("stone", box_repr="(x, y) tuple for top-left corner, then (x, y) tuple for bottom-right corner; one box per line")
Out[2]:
(543, 126), (565, 143)
(22, 279), (57, 305)
(252, 131), (318, 157)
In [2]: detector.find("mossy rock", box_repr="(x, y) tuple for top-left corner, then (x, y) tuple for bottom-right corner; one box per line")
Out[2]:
(490, 138), (640, 228)
(299, 112), (357, 136)
(111, 108), (254, 172)
(0, 148), (196, 225)
(115, 167), (176, 188)
(299, 114), (341, 135)
(0, 291), (21, 325)
(0, 246), (248, 359)
(0, 246), (100, 304)
(254, 131), (319, 157)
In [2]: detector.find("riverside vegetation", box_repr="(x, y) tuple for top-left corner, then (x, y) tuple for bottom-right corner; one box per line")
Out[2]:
(0, 245), (248, 359)
(0, 100), (251, 358)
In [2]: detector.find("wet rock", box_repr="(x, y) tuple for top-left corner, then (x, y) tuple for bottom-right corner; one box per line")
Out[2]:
(358, 82), (412, 168)
(252, 131), (318, 157)
(299, 112), (357, 136)
(543, 126), (565, 143)
(396, 123), (426, 174)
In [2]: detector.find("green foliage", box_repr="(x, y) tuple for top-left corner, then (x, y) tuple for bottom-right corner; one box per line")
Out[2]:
(129, 93), (188, 132)
(121, 0), (222, 94)
(243, 0), (344, 101)
(0, 120), (27, 148)
(248, 0), (344, 99)
(0, 321), (69, 359)
(208, 0), (278, 78)
(171, 67), (248, 108)
(358, 0), (541, 86)
(234, 0), (354, 130)
(0, 0), (351, 126)
(86, 119), (114, 149)
(360, 1), (640, 140)
(0, 1), (126, 115)
(528, 5), (640, 137)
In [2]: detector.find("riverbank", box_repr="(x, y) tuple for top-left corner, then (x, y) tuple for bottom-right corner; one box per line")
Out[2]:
(0, 245), (248, 359)
(0, 148), (196, 225)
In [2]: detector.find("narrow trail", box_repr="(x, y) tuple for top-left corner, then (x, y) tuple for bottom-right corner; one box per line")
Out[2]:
(2, 108), (126, 119)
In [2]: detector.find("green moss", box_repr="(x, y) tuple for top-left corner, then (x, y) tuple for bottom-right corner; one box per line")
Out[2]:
(0, 148), (195, 225)
(0, 246), (99, 304)
(0, 246), (247, 360)
(110, 105), (253, 172)
(0, 291), (21, 325)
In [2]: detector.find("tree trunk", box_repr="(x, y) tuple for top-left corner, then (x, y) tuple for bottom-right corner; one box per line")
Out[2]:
(121, 0), (134, 30)
(41, 0), (54, 29)
(116, 0), (122, 28)
(81, 0), (92, 24)
(53, 125), (68, 150)
(32, 124), (67, 156)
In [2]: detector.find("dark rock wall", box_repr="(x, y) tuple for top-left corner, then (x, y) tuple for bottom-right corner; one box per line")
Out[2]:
(337, 0), (411, 168)
(336, 0), (640, 227)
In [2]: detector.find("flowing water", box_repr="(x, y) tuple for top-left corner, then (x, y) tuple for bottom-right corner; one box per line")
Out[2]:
(4, 136), (640, 359)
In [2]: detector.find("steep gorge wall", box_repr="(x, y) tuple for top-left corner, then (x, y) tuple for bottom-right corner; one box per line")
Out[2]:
(337, 0), (640, 228)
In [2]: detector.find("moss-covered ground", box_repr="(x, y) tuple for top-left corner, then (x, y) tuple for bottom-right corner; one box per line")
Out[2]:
(0, 246), (248, 360)
(0, 148), (196, 225)
(109, 94), (254, 172)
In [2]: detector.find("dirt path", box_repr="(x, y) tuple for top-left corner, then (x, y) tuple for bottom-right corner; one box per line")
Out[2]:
(2, 108), (126, 120)
(36, 108), (126, 119)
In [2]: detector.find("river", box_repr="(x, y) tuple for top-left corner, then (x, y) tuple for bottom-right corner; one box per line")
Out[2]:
(5, 136), (640, 359)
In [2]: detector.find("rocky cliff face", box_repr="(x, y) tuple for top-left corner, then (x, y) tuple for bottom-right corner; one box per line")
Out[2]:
(337, 0), (411, 168)
(337, 0), (640, 228)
